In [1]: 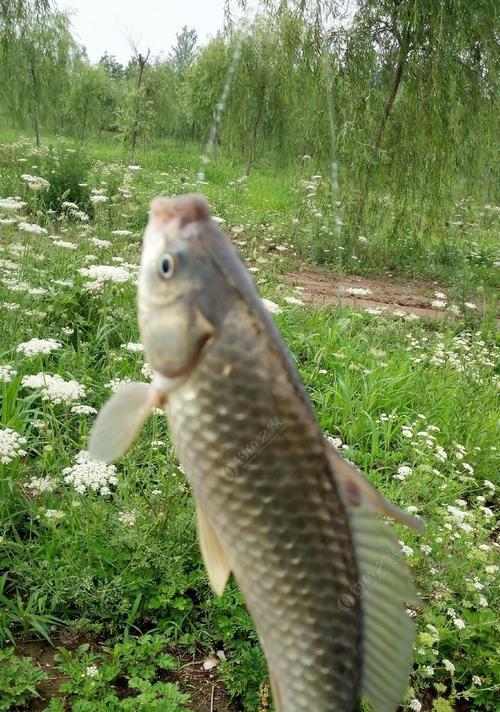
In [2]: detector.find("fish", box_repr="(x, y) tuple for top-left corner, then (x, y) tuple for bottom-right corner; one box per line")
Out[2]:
(89, 194), (425, 712)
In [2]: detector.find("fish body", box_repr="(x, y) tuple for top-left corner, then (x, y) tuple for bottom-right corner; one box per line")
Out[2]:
(90, 195), (424, 712)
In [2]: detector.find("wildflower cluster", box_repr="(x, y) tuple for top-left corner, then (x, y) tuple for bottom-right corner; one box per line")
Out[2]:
(63, 451), (118, 495)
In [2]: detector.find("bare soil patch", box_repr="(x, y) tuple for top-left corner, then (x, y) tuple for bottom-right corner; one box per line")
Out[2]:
(280, 267), (454, 319)
(14, 639), (238, 712)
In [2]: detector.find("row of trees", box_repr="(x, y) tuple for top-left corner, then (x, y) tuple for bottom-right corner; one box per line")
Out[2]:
(0, 1), (498, 228)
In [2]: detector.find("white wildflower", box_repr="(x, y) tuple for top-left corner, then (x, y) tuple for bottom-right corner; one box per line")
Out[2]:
(105, 377), (132, 392)
(122, 342), (144, 352)
(71, 405), (97, 415)
(26, 476), (56, 494)
(0, 365), (17, 382)
(78, 264), (132, 291)
(52, 240), (77, 250)
(111, 229), (132, 236)
(86, 665), (99, 677)
(118, 510), (137, 526)
(141, 362), (154, 380)
(262, 298), (282, 315)
(21, 174), (49, 190)
(16, 338), (61, 356)
(284, 296), (304, 306)
(399, 541), (414, 557)
(409, 700), (422, 712)
(0, 197), (26, 211)
(472, 675), (482, 686)
(453, 618), (465, 629)
(63, 451), (118, 495)
(18, 222), (47, 234)
(44, 509), (65, 520)
(89, 237), (111, 248)
(90, 195), (108, 204)
(442, 659), (455, 674)
(344, 287), (372, 297)
(0, 428), (27, 463)
(431, 300), (447, 310)
(394, 465), (412, 481)
(22, 373), (86, 404)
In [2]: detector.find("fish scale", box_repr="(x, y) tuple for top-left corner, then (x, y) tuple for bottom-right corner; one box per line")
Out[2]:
(167, 298), (363, 711)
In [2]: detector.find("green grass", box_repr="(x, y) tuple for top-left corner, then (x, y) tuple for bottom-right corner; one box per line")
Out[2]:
(0, 135), (498, 711)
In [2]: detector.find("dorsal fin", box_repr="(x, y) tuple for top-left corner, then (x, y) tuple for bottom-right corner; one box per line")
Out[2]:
(325, 439), (422, 711)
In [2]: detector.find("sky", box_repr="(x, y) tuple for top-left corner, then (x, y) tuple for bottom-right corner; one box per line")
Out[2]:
(57, 0), (236, 64)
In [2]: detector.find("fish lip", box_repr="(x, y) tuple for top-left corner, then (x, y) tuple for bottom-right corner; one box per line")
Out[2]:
(159, 333), (214, 379)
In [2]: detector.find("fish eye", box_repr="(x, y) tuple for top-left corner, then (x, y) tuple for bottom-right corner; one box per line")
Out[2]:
(159, 253), (175, 279)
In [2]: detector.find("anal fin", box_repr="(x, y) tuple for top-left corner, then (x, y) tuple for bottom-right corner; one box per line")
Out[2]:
(324, 437), (422, 711)
(195, 502), (231, 596)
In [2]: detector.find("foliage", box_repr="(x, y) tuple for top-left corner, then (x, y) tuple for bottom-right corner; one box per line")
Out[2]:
(0, 648), (47, 710)
(0, 135), (498, 710)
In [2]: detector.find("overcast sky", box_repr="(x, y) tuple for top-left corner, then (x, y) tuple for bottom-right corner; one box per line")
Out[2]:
(57, 0), (239, 64)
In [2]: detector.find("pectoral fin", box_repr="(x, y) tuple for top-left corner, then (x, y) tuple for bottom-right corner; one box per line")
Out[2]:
(195, 501), (231, 596)
(89, 382), (161, 463)
(324, 438), (425, 533)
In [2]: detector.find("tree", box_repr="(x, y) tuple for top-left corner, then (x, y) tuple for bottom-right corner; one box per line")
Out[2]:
(172, 26), (197, 73)
(1, 9), (75, 145)
(98, 52), (124, 79)
(69, 62), (110, 144)
(117, 45), (153, 162)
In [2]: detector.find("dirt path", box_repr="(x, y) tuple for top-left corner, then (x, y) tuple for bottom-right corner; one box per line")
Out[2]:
(279, 267), (457, 320)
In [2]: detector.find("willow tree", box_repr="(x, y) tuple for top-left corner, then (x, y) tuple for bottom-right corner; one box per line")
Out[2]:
(1, 9), (75, 145)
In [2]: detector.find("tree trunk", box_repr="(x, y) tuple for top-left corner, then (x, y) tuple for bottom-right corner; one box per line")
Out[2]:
(80, 98), (89, 146)
(355, 32), (409, 228)
(29, 59), (40, 147)
(130, 50), (150, 164)
(246, 96), (264, 177)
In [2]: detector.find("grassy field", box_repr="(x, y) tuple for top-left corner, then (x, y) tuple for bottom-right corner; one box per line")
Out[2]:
(0, 134), (498, 711)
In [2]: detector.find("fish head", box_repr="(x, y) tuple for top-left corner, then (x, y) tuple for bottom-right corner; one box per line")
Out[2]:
(138, 193), (234, 379)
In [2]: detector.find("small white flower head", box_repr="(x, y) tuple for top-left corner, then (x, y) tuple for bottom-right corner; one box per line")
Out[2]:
(22, 374), (86, 404)
(21, 173), (49, 190)
(472, 675), (482, 686)
(90, 195), (108, 204)
(78, 264), (133, 292)
(442, 659), (455, 674)
(453, 617), (465, 630)
(141, 362), (154, 380)
(63, 451), (118, 495)
(399, 541), (414, 557)
(409, 700), (422, 712)
(0, 365), (17, 382)
(18, 222), (47, 234)
(122, 342), (144, 353)
(394, 465), (412, 481)
(344, 287), (372, 297)
(118, 510), (137, 526)
(261, 298), (282, 315)
(71, 405), (97, 415)
(431, 299), (447, 310)
(44, 509), (65, 520)
(86, 665), (99, 677)
(0, 197), (26, 211)
(16, 338), (62, 357)
(0, 428), (27, 463)
(284, 296), (304, 306)
(26, 476), (56, 495)
(89, 237), (112, 248)
(105, 377), (132, 393)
